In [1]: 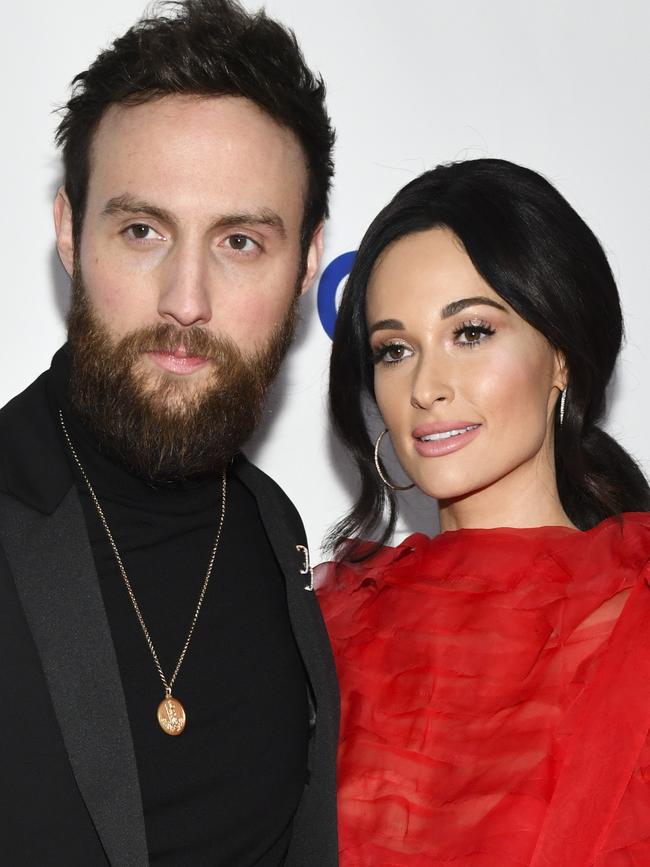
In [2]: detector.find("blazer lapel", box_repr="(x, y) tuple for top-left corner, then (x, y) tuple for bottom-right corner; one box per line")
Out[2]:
(0, 488), (148, 867)
(232, 458), (340, 734)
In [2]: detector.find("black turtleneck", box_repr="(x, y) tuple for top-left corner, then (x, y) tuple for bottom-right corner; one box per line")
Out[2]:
(47, 350), (309, 866)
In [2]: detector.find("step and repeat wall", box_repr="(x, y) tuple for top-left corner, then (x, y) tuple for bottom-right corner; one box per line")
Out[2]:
(2, 0), (648, 554)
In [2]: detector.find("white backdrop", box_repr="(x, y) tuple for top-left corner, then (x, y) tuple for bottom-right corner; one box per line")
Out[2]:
(2, 0), (648, 555)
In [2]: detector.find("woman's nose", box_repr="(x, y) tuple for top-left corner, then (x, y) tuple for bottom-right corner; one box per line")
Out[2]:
(410, 358), (454, 410)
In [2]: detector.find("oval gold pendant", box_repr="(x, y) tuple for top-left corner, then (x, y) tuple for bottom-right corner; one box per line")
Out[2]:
(157, 695), (186, 736)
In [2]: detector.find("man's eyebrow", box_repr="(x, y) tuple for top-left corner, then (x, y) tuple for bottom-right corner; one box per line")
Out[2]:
(102, 195), (174, 226)
(209, 209), (286, 238)
(368, 318), (405, 336)
(441, 296), (508, 318)
(101, 195), (286, 238)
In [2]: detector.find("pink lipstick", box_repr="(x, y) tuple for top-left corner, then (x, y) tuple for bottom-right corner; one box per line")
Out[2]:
(412, 421), (482, 457)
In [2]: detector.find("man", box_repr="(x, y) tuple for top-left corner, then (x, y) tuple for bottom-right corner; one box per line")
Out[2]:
(0, 1), (338, 864)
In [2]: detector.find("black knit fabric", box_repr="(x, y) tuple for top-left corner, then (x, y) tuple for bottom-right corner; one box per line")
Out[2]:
(48, 351), (309, 866)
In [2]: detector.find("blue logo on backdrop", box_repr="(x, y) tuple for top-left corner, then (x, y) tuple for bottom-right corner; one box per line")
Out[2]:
(317, 250), (357, 339)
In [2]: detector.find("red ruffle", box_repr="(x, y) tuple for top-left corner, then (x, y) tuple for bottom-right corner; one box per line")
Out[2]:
(318, 514), (650, 866)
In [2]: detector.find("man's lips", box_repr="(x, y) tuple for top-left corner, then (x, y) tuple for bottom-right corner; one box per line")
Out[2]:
(412, 421), (482, 457)
(145, 348), (210, 374)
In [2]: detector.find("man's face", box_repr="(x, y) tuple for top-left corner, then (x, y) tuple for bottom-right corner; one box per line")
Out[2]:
(54, 94), (322, 477)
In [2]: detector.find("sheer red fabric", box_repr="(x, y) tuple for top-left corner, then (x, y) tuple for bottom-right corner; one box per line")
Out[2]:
(317, 514), (650, 866)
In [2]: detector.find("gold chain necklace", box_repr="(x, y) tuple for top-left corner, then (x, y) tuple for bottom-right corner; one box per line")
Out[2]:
(59, 409), (227, 736)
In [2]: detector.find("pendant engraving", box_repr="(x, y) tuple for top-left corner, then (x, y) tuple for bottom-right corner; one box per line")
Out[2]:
(157, 694), (186, 735)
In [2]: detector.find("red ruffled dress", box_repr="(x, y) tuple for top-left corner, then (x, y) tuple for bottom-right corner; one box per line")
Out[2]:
(317, 514), (650, 866)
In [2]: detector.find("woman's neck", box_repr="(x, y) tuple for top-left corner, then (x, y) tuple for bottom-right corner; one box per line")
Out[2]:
(438, 457), (576, 533)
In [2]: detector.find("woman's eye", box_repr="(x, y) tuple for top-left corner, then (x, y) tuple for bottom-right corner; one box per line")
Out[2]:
(226, 233), (258, 253)
(373, 343), (414, 365)
(124, 223), (164, 242)
(454, 321), (495, 347)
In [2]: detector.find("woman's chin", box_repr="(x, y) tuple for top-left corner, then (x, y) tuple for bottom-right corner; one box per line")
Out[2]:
(409, 472), (485, 504)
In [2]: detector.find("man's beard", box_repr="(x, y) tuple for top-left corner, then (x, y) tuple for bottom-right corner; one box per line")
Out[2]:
(66, 273), (298, 481)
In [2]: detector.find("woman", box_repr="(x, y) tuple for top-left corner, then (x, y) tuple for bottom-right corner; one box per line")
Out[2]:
(318, 159), (650, 866)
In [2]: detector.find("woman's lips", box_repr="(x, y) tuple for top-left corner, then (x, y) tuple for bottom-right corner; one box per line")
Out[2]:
(412, 422), (482, 457)
(146, 349), (210, 374)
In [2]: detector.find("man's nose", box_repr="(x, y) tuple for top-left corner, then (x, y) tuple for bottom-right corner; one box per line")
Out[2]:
(157, 238), (212, 328)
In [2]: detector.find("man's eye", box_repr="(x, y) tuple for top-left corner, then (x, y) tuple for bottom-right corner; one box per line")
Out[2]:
(226, 234), (258, 252)
(124, 224), (163, 241)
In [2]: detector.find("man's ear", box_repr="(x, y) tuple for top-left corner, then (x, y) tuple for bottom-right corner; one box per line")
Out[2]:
(53, 186), (75, 278)
(298, 222), (325, 296)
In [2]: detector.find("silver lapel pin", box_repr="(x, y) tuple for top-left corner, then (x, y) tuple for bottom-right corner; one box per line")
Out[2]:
(296, 544), (314, 591)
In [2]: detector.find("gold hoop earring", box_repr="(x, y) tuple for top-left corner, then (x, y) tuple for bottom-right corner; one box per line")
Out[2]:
(374, 429), (414, 491)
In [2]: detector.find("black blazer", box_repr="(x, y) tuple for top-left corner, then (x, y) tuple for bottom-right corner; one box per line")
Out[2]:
(0, 360), (339, 866)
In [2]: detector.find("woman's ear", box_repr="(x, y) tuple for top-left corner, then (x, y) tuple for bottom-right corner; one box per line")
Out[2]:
(553, 349), (568, 392)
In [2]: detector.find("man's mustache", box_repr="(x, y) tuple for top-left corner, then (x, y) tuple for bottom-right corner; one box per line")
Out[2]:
(119, 323), (228, 362)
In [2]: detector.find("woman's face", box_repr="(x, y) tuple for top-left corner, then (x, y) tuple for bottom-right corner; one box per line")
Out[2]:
(366, 227), (565, 512)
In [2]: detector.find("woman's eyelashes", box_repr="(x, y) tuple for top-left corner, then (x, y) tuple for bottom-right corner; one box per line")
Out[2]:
(371, 319), (497, 366)
(372, 341), (414, 366)
(453, 319), (496, 348)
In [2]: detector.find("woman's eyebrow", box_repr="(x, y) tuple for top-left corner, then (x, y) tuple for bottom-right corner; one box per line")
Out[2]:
(368, 319), (404, 336)
(441, 297), (508, 318)
(368, 299), (507, 335)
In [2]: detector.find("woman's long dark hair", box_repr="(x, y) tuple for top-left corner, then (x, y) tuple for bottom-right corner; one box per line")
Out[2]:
(328, 158), (649, 557)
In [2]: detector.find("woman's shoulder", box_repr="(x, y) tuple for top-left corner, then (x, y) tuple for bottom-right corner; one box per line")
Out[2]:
(575, 511), (650, 566)
(316, 513), (650, 650)
(316, 511), (650, 599)
(315, 532), (431, 594)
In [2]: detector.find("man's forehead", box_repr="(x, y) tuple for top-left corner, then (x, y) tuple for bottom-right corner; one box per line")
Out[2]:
(85, 93), (309, 218)
(90, 93), (304, 163)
